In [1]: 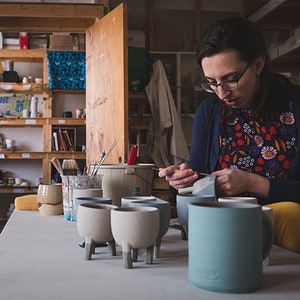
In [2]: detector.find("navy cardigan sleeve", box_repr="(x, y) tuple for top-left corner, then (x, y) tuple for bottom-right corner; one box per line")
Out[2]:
(188, 95), (221, 174)
(188, 88), (300, 204)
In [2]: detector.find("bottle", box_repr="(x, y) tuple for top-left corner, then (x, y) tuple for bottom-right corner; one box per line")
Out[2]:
(30, 96), (38, 117)
(132, 187), (140, 196)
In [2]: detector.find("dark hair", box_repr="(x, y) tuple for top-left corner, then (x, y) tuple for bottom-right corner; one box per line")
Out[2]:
(196, 17), (293, 117)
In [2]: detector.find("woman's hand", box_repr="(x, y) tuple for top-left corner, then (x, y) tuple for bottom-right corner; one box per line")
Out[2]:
(211, 168), (270, 198)
(158, 163), (199, 190)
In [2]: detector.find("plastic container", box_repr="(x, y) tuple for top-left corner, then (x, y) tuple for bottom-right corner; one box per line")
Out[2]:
(60, 175), (103, 221)
(98, 164), (155, 206)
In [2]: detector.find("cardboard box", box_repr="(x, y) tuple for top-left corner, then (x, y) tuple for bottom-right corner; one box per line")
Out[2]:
(20, 32), (28, 49)
(49, 34), (73, 51)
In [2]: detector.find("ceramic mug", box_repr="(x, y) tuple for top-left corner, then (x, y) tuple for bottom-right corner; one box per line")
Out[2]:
(176, 193), (215, 239)
(262, 206), (274, 266)
(188, 202), (273, 293)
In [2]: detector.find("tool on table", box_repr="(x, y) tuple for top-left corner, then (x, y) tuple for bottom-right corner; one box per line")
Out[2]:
(154, 168), (208, 177)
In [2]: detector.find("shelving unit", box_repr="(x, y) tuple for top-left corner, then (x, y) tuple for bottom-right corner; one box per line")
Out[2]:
(0, 49), (86, 185)
(247, 0), (300, 73)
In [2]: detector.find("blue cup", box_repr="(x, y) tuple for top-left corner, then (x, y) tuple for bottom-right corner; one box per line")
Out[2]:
(188, 202), (273, 293)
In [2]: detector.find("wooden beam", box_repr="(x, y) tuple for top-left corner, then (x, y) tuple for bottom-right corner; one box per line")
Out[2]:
(248, 0), (287, 22)
(0, 3), (105, 18)
(0, 17), (96, 33)
(0, 3), (107, 32)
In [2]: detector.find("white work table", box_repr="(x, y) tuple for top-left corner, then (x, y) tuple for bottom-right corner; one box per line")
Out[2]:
(0, 210), (299, 300)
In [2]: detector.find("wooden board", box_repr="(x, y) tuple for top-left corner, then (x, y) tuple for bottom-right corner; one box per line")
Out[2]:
(86, 3), (128, 166)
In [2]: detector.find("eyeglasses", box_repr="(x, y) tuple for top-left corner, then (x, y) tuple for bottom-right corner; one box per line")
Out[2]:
(200, 64), (249, 93)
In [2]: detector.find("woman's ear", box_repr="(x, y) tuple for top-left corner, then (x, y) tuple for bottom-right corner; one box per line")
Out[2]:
(254, 55), (266, 75)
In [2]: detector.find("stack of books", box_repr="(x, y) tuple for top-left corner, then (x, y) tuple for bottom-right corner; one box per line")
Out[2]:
(52, 128), (76, 152)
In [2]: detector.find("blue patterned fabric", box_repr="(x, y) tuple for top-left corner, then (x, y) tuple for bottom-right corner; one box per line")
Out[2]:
(47, 51), (86, 90)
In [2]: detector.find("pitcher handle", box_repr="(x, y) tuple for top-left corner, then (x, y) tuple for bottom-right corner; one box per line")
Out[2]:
(262, 212), (273, 260)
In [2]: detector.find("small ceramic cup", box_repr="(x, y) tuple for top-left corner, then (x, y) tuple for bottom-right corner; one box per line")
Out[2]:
(37, 183), (63, 215)
(37, 183), (63, 205)
(111, 206), (159, 269)
(128, 199), (171, 258)
(77, 203), (118, 260)
(121, 196), (156, 207)
(176, 193), (215, 239)
(73, 196), (112, 221)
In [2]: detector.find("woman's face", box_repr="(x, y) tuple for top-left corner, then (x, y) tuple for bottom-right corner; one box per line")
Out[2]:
(201, 50), (265, 109)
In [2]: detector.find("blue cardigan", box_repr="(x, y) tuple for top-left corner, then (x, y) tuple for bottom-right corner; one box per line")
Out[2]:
(188, 87), (300, 204)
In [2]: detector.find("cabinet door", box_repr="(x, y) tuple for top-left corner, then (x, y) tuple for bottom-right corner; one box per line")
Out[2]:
(86, 3), (128, 166)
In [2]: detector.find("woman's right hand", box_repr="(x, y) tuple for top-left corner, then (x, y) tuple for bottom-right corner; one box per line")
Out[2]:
(158, 163), (199, 190)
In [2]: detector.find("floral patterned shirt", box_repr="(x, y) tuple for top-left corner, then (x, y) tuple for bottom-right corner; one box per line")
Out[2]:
(218, 108), (297, 180)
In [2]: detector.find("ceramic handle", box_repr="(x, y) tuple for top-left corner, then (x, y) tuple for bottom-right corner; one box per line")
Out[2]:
(262, 212), (273, 260)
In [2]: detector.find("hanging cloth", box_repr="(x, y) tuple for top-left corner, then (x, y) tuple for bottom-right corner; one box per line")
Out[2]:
(145, 60), (189, 167)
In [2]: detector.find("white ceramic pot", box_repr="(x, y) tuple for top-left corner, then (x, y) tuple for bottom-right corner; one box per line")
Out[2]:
(121, 196), (156, 207)
(77, 203), (117, 260)
(111, 206), (159, 269)
(73, 197), (112, 221)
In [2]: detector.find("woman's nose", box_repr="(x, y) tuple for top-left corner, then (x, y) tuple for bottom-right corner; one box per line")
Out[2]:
(216, 86), (231, 100)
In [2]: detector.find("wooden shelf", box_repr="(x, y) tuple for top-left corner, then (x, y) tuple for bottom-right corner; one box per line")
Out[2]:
(0, 48), (86, 184)
(0, 151), (45, 159)
(50, 90), (85, 95)
(49, 118), (86, 126)
(0, 83), (47, 94)
(0, 118), (46, 126)
(47, 152), (86, 160)
(0, 186), (38, 194)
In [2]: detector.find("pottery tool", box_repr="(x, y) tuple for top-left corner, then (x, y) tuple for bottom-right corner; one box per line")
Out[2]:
(155, 168), (208, 177)
(92, 139), (117, 175)
(62, 159), (78, 175)
(51, 157), (63, 175)
(178, 176), (216, 195)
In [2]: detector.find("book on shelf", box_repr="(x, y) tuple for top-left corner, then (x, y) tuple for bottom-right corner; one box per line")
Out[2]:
(52, 131), (59, 151)
(58, 129), (67, 151)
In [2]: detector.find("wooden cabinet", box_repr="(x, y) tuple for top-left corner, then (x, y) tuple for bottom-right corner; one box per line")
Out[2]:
(86, 3), (128, 166)
(0, 49), (86, 185)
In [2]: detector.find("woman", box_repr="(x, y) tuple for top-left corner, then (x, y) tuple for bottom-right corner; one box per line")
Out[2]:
(159, 17), (300, 253)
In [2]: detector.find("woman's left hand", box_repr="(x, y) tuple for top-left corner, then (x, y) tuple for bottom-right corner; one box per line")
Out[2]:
(211, 168), (270, 198)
